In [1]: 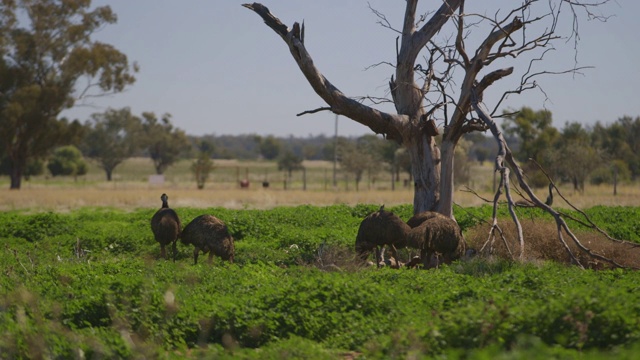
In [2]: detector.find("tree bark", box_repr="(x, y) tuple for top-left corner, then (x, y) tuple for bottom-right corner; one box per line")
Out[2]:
(405, 131), (440, 213)
(243, 2), (460, 215)
(10, 164), (22, 189)
(438, 140), (456, 217)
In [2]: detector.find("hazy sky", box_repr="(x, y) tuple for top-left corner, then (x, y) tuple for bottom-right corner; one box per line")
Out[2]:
(60, 1), (639, 137)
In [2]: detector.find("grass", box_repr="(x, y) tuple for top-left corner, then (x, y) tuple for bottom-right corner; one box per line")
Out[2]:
(465, 217), (640, 269)
(1, 158), (639, 211)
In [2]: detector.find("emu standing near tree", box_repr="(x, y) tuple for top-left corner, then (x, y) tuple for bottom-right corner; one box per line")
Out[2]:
(355, 205), (410, 267)
(150, 193), (181, 261)
(406, 210), (448, 228)
(403, 216), (464, 269)
(181, 214), (235, 265)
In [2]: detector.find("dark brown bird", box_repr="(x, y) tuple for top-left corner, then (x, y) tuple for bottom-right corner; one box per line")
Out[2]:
(355, 205), (410, 267)
(404, 216), (464, 269)
(181, 214), (235, 265)
(150, 193), (181, 261)
(406, 210), (448, 228)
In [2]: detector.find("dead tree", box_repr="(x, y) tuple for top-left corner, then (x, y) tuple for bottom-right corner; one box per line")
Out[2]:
(243, 1), (611, 218)
(471, 90), (632, 269)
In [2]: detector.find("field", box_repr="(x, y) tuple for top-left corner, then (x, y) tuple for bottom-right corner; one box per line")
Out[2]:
(2, 158), (640, 359)
(2, 157), (639, 211)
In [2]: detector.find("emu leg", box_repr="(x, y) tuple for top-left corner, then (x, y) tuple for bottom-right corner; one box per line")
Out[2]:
(193, 248), (199, 265)
(172, 240), (177, 262)
(389, 244), (400, 269)
(421, 249), (430, 269)
(160, 245), (166, 259)
(375, 246), (381, 268)
(208, 251), (214, 264)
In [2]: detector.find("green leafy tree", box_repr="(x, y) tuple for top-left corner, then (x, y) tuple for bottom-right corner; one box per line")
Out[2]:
(47, 145), (87, 179)
(454, 138), (472, 186)
(474, 147), (490, 165)
(0, 157), (44, 180)
(302, 144), (321, 160)
(278, 150), (303, 179)
(502, 107), (561, 187)
(82, 108), (142, 181)
(257, 135), (282, 160)
(550, 122), (602, 192)
(592, 117), (640, 179)
(591, 160), (631, 186)
(338, 137), (382, 191)
(0, 0), (137, 189)
(502, 107), (558, 162)
(191, 140), (215, 189)
(141, 112), (190, 174)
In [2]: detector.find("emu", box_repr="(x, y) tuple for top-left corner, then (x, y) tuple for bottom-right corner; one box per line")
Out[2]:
(181, 214), (235, 265)
(403, 215), (464, 269)
(355, 205), (410, 268)
(406, 210), (448, 228)
(150, 193), (181, 261)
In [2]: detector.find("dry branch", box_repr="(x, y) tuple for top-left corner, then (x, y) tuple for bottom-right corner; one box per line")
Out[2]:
(470, 85), (628, 269)
(242, 3), (406, 142)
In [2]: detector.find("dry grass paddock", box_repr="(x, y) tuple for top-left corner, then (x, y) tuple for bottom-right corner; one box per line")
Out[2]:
(1, 158), (639, 211)
(3, 183), (639, 212)
(466, 219), (640, 269)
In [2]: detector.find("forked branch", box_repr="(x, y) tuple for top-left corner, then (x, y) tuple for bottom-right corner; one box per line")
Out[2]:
(242, 3), (406, 142)
(470, 85), (628, 269)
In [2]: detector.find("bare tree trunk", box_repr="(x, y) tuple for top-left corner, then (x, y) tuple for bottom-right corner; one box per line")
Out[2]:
(438, 139), (456, 218)
(10, 165), (22, 190)
(405, 132), (440, 214)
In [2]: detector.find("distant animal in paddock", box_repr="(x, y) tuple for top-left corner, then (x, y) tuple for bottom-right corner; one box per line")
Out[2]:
(262, 181), (270, 188)
(181, 214), (235, 265)
(355, 205), (410, 267)
(404, 216), (464, 269)
(150, 193), (181, 261)
(240, 179), (250, 188)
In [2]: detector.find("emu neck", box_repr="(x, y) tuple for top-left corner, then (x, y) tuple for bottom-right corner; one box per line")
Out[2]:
(162, 200), (169, 208)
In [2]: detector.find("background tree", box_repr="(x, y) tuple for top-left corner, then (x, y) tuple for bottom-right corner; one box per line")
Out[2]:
(502, 108), (555, 162)
(502, 107), (561, 187)
(550, 122), (601, 193)
(0, 156), (44, 179)
(473, 147), (490, 166)
(0, 0), (137, 189)
(256, 135), (282, 160)
(339, 142), (377, 191)
(590, 160), (631, 189)
(244, 1), (608, 216)
(141, 112), (190, 174)
(191, 140), (215, 190)
(47, 145), (87, 180)
(277, 149), (303, 181)
(453, 138), (471, 186)
(82, 108), (142, 181)
(338, 135), (384, 191)
(592, 116), (640, 180)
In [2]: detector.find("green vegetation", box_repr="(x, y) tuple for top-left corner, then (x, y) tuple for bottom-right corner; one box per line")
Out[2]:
(1, 204), (640, 358)
(0, 0), (136, 189)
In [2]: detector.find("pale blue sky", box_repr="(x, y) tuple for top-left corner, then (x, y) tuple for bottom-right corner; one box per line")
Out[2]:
(60, 1), (639, 137)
